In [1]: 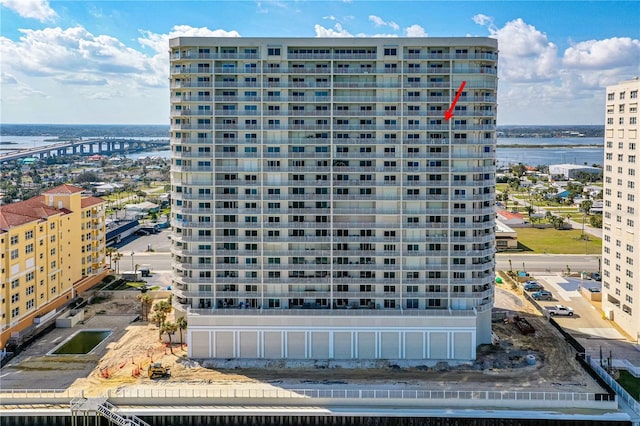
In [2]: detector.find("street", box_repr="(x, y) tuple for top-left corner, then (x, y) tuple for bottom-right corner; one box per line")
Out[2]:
(496, 253), (601, 275)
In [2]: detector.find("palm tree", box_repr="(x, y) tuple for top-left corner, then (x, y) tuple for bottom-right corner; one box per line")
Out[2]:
(525, 205), (534, 217)
(162, 322), (179, 354)
(105, 247), (117, 270)
(176, 317), (188, 349)
(137, 293), (153, 321)
(112, 251), (123, 274)
(153, 300), (172, 339)
(580, 199), (593, 215)
(151, 311), (166, 335)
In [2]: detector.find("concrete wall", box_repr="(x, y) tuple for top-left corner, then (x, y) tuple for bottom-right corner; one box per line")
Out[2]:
(55, 309), (84, 328)
(187, 312), (478, 362)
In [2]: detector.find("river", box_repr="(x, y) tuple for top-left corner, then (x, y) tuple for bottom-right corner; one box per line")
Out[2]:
(1, 135), (603, 167)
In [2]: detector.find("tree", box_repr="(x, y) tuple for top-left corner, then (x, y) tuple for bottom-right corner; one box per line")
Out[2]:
(151, 311), (165, 331)
(112, 251), (123, 274)
(162, 322), (178, 353)
(580, 199), (593, 215)
(74, 171), (100, 184)
(153, 300), (173, 339)
(137, 293), (153, 321)
(589, 215), (603, 228)
(105, 247), (117, 270)
(176, 316), (188, 349)
(511, 163), (526, 178)
(525, 205), (534, 217)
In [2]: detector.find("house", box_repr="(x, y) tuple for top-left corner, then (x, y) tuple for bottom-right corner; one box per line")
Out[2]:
(495, 220), (518, 251)
(496, 209), (526, 226)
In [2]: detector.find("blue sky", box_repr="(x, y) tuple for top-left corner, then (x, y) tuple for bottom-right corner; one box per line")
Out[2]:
(1, 0), (639, 125)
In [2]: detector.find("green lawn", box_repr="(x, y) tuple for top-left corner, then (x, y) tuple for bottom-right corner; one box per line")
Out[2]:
(515, 227), (602, 254)
(617, 370), (640, 401)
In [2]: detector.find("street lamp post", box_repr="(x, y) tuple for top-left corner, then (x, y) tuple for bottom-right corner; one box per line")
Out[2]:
(131, 251), (135, 272)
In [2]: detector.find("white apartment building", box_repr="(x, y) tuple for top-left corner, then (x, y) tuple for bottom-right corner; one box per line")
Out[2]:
(169, 37), (498, 362)
(602, 78), (640, 342)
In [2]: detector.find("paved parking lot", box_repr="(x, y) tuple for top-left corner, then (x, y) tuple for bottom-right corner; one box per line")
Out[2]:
(529, 275), (640, 363)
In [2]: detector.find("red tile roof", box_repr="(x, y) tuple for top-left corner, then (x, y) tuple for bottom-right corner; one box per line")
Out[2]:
(497, 209), (525, 220)
(81, 196), (106, 208)
(42, 184), (84, 195)
(0, 198), (64, 231)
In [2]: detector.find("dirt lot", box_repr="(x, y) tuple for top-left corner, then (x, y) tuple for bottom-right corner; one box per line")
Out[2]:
(0, 286), (606, 396)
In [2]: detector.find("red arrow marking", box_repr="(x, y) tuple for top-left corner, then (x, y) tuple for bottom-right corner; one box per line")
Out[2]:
(444, 81), (466, 121)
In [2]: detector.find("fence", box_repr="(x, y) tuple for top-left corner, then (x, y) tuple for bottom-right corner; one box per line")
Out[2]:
(102, 386), (615, 410)
(0, 388), (83, 404)
(588, 356), (640, 417)
(0, 386), (618, 411)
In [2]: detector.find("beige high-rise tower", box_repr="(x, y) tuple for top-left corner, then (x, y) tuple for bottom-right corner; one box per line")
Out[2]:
(169, 37), (498, 361)
(602, 78), (640, 342)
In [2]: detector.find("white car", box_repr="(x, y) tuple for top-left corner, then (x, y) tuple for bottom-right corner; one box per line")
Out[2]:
(546, 304), (574, 316)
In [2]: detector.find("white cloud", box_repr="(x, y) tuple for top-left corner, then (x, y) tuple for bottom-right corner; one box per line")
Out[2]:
(474, 16), (559, 82)
(472, 15), (640, 124)
(0, 0), (57, 22)
(472, 14), (494, 29)
(405, 24), (428, 37)
(1, 27), (151, 78)
(1, 72), (18, 84)
(314, 23), (354, 38)
(54, 75), (109, 86)
(369, 15), (399, 31)
(563, 37), (640, 70)
(138, 25), (240, 54)
(322, 15), (336, 21)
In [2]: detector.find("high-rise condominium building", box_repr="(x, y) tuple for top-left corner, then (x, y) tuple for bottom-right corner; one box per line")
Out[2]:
(602, 78), (640, 341)
(0, 184), (106, 349)
(169, 37), (498, 362)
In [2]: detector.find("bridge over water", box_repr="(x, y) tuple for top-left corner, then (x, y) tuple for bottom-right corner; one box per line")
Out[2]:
(0, 138), (169, 164)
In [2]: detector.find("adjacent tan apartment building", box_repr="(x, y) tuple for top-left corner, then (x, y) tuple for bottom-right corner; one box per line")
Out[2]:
(169, 37), (498, 362)
(0, 184), (107, 350)
(602, 78), (640, 342)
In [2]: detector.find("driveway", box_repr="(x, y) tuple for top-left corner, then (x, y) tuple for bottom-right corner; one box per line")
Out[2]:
(534, 274), (640, 362)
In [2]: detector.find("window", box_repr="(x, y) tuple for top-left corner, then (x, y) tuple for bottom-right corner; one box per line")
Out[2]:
(267, 47), (280, 55)
(384, 48), (397, 56)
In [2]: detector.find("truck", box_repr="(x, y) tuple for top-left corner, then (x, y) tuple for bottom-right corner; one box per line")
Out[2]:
(546, 304), (574, 316)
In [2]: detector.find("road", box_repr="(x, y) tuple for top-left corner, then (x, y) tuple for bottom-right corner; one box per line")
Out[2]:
(496, 253), (600, 275)
(112, 230), (602, 289)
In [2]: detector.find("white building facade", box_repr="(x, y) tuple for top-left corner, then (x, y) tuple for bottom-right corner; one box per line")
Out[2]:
(602, 78), (640, 342)
(169, 37), (498, 362)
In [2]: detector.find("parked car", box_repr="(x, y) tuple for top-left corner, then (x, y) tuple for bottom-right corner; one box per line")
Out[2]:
(532, 290), (553, 301)
(589, 272), (602, 281)
(546, 304), (574, 316)
(523, 282), (544, 292)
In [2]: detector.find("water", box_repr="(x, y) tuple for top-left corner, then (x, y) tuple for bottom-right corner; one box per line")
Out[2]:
(2, 135), (604, 167)
(497, 137), (603, 167)
(50, 329), (111, 355)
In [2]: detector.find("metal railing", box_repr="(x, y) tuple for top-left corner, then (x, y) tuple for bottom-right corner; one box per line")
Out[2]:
(588, 356), (640, 415)
(107, 386), (601, 404)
